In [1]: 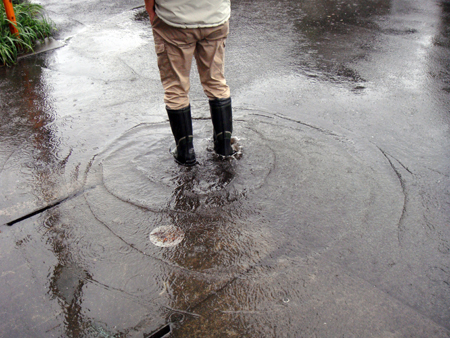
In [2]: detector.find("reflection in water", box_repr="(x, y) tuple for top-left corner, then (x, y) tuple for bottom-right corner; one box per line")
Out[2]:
(45, 210), (126, 337)
(1, 57), (99, 336)
(156, 160), (249, 334)
(25, 65), (97, 337)
(0, 56), (63, 203)
(168, 160), (237, 215)
(28, 76), (81, 335)
(49, 261), (92, 336)
(165, 165), (237, 272)
(161, 151), (258, 276)
(44, 212), (92, 337)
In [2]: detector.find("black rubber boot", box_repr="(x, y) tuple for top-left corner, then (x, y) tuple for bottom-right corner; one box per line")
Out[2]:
(209, 97), (235, 157)
(166, 105), (197, 166)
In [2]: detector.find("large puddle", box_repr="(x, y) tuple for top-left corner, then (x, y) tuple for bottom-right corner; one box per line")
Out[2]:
(72, 110), (405, 334)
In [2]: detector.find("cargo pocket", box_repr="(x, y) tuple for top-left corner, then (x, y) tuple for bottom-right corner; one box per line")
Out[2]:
(155, 43), (172, 83)
(155, 43), (165, 56)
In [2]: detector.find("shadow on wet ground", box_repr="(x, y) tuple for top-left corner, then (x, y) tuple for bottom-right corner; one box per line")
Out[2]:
(1, 0), (450, 337)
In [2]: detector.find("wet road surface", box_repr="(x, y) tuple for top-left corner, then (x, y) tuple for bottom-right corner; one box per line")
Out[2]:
(1, 0), (450, 337)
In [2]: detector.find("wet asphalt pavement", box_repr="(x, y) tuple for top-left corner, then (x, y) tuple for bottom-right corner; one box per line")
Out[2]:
(1, 0), (450, 337)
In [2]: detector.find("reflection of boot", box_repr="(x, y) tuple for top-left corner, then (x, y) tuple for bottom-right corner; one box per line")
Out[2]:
(167, 105), (197, 166)
(209, 97), (235, 157)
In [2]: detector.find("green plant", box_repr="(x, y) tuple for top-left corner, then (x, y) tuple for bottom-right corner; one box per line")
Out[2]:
(0, 2), (55, 66)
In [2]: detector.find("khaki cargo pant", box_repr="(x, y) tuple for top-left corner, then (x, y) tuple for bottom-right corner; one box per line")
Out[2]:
(152, 16), (231, 110)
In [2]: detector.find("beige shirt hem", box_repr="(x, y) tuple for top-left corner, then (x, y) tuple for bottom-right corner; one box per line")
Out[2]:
(155, 12), (230, 29)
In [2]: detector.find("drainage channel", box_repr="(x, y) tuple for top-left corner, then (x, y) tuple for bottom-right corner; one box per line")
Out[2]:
(146, 324), (172, 338)
(4, 187), (95, 227)
(144, 312), (187, 338)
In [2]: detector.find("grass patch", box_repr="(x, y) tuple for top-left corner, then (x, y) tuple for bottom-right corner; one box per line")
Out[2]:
(1, 1), (55, 66)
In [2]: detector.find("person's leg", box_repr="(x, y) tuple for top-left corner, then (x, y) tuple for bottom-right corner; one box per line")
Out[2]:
(194, 22), (235, 157)
(152, 17), (197, 109)
(194, 21), (230, 101)
(152, 17), (198, 165)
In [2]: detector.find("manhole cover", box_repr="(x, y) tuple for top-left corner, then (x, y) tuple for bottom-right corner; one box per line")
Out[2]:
(149, 225), (185, 247)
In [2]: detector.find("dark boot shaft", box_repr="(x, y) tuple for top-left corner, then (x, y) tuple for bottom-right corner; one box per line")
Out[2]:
(167, 106), (196, 166)
(167, 106), (193, 141)
(209, 97), (234, 157)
